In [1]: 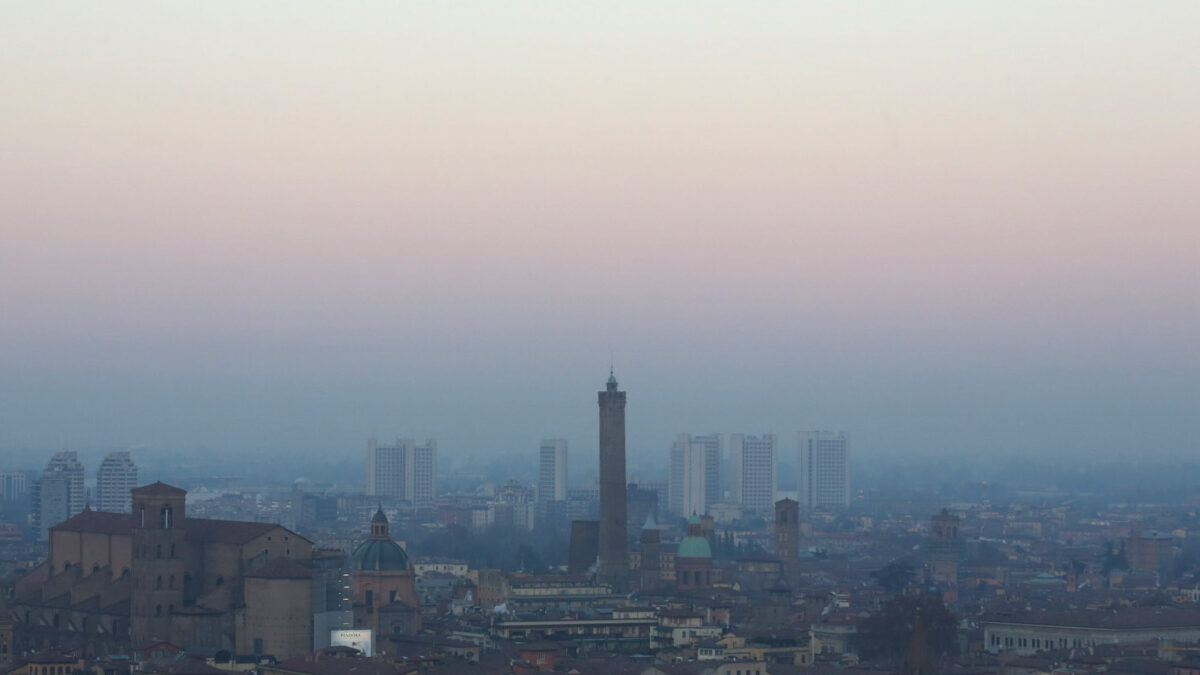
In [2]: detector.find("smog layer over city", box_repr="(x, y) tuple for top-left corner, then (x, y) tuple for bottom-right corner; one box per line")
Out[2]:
(0, 3), (1197, 674)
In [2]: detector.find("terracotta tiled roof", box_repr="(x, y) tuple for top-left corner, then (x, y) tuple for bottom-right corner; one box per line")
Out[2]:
(46, 506), (311, 548)
(131, 481), (187, 497)
(182, 517), (276, 544)
(51, 510), (134, 535)
(43, 592), (72, 609)
(185, 518), (310, 546)
(985, 607), (1200, 630)
(101, 598), (130, 616)
(156, 660), (227, 674)
(170, 604), (223, 616)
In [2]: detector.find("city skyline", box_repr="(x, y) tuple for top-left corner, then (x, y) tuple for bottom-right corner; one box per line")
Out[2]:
(4, 3), (1200, 669)
(1, 3), (1197, 463)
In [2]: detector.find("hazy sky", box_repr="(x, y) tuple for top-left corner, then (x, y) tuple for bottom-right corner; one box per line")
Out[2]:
(2, 3), (1197, 470)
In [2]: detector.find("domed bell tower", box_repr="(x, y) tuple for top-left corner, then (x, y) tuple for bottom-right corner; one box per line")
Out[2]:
(350, 508), (420, 636)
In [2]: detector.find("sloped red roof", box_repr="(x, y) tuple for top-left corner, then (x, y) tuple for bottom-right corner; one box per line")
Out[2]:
(183, 518), (276, 544)
(46, 508), (310, 547)
(170, 604), (222, 616)
(154, 661), (225, 675)
(131, 481), (187, 497)
(985, 607), (1200, 630)
(51, 510), (133, 535)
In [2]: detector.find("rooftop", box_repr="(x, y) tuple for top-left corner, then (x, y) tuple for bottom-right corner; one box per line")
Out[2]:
(984, 607), (1200, 630)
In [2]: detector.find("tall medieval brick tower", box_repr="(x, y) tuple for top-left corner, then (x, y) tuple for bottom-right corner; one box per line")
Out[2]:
(130, 482), (189, 644)
(775, 498), (800, 587)
(597, 370), (628, 592)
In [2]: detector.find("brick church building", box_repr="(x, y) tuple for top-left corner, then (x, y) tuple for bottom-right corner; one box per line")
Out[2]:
(12, 482), (314, 658)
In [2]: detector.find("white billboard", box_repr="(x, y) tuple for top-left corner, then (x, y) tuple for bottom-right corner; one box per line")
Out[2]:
(330, 628), (374, 657)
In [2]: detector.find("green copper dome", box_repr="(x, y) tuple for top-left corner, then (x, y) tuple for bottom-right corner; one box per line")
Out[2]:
(677, 535), (712, 559)
(349, 538), (410, 571)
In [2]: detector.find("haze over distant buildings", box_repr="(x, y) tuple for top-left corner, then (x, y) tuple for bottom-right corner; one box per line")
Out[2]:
(0, 3), (1197, 463)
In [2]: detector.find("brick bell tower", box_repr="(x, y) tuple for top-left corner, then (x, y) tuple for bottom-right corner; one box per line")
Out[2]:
(129, 482), (189, 645)
(597, 369), (628, 592)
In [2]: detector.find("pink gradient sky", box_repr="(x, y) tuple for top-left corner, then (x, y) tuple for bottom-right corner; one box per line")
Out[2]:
(1, 3), (1197, 465)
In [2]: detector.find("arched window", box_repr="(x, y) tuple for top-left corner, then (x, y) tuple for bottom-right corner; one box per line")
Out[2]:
(155, 605), (162, 617)
(161, 505), (173, 529)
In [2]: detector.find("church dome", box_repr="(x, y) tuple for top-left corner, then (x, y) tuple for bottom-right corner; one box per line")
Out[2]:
(350, 538), (410, 571)
(350, 507), (409, 571)
(677, 535), (712, 559)
(678, 513), (711, 559)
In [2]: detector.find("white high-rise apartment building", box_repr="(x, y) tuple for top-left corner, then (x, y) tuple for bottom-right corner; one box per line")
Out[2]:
(367, 438), (438, 506)
(692, 434), (722, 508)
(0, 471), (26, 500)
(731, 433), (776, 515)
(44, 451), (86, 516)
(34, 451), (86, 538)
(35, 476), (70, 540)
(96, 451), (138, 513)
(538, 439), (568, 502)
(668, 435), (709, 517)
(798, 431), (851, 509)
(411, 441), (437, 506)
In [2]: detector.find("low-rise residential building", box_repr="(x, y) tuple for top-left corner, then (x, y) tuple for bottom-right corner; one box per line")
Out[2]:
(653, 610), (724, 648)
(983, 608), (1200, 656)
(475, 571), (613, 611)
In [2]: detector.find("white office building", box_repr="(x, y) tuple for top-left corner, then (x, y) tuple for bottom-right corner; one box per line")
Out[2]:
(0, 471), (27, 501)
(731, 433), (776, 515)
(367, 438), (437, 506)
(798, 431), (851, 509)
(692, 434), (722, 509)
(537, 439), (568, 502)
(668, 435), (710, 517)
